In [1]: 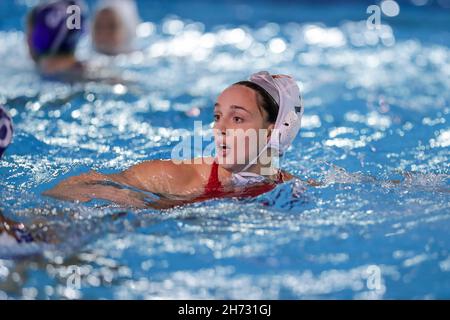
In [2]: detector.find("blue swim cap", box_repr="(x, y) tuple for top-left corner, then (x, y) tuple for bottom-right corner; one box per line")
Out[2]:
(29, 0), (86, 58)
(0, 106), (13, 159)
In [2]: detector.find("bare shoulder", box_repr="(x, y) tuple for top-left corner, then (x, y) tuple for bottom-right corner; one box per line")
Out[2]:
(110, 158), (212, 195)
(116, 159), (198, 182)
(159, 158), (214, 179)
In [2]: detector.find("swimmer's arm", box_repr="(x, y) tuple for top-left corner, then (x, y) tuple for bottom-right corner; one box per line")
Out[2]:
(295, 168), (445, 189)
(43, 160), (197, 203)
(283, 171), (324, 187)
(286, 169), (400, 188)
(300, 176), (400, 187)
(293, 163), (413, 188)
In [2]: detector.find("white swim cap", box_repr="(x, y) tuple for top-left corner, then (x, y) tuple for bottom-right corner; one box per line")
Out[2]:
(231, 71), (304, 183)
(94, 0), (140, 54)
(248, 71), (304, 156)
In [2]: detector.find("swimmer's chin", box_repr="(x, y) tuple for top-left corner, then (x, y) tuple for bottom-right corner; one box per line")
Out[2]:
(215, 156), (246, 172)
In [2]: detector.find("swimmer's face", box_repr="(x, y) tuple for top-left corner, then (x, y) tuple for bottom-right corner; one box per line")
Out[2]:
(92, 9), (127, 55)
(213, 85), (274, 172)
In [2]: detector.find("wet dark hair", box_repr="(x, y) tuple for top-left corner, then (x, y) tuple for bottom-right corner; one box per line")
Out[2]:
(234, 81), (279, 123)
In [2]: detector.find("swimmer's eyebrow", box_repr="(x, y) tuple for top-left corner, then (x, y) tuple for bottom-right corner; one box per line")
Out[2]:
(214, 103), (251, 114)
(214, 103), (222, 113)
(230, 105), (251, 114)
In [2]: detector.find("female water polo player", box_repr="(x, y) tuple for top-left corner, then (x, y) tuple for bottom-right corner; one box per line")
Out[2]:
(92, 0), (140, 55)
(44, 71), (306, 209)
(26, 0), (86, 80)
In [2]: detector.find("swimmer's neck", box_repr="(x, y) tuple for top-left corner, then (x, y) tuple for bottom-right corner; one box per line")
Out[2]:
(221, 160), (280, 180)
(38, 55), (79, 74)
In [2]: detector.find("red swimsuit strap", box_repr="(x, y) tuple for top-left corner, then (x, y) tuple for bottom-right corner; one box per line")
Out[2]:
(204, 160), (224, 193)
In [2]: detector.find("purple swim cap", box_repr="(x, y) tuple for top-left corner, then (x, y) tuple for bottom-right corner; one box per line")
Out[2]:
(0, 106), (13, 159)
(29, 0), (86, 57)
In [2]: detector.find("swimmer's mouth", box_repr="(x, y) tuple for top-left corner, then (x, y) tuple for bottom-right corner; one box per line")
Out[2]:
(217, 143), (231, 156)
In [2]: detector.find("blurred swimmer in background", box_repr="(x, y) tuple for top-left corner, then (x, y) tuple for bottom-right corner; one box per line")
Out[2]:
(25, 0), (138, 86)
(0, 106), (13, 160)
(92, 0), (140, 56)
(26, 0), (87, 81)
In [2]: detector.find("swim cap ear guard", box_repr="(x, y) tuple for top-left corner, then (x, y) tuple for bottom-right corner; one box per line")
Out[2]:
(0, 106), (13, 159)
(29, 0), (87, 58)
(249, 71), (304, 157)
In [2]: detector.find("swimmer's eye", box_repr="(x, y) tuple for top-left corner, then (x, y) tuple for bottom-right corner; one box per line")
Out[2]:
(214, 114), (220, 122)
(233, 117), (244, 124)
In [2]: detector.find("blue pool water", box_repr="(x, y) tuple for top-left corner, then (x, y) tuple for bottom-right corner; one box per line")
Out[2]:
(0, 0), (449, 299)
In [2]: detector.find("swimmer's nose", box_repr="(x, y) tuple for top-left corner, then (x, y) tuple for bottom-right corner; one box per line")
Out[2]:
(213, 129), (227, 141)
(213, 122), (227, 136)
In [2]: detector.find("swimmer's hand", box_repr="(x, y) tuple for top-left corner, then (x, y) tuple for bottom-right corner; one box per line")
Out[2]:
(305, 178), (323, 187)
(43, 171), (107, 202)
